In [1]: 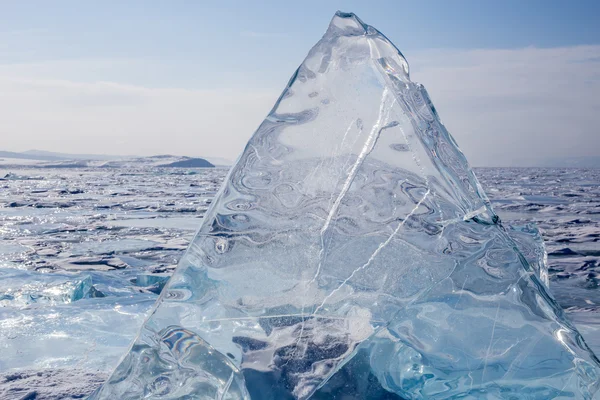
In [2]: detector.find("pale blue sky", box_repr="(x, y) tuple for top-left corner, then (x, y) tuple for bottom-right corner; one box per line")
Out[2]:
(1, 1), (599, 165)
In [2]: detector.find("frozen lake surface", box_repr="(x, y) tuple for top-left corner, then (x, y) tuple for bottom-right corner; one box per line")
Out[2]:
(0, 166), (598, 398)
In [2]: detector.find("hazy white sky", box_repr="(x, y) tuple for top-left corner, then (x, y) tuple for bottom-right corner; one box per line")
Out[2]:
(1, 1), (599, 166)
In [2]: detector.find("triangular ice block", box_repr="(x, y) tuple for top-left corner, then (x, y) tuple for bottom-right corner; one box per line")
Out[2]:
(91, 12), (600, 399)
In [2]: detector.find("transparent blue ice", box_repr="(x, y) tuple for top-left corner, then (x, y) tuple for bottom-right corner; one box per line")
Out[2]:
(91, 11), (600, 399)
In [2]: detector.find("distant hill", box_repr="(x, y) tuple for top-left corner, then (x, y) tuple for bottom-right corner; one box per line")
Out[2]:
(159, 158), (215, 168)
(0, 150), (231, 166)
(0, 151), (217, 169)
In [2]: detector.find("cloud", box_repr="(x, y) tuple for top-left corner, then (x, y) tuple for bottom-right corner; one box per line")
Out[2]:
(408, 45), (600, 166)
(0, 45), (598, 166)
(0, 74), (277, 159)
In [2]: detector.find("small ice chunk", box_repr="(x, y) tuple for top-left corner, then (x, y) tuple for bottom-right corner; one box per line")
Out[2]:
(0, 269), (96, 307)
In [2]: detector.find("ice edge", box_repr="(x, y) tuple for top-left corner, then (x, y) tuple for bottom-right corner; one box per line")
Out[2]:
(328, 10), (410, 79)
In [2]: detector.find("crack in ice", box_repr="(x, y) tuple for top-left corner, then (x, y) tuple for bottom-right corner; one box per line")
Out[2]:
(482, 304), (500, 381)
(311, 102), (433, 316)
(293, 88), (395, 357)
(293, 120), (360, 353)
(313, 187), (431, 315)
(216, 372), (235, 400)
(310, 87), (393, 286)
(309, 120), (360, 286)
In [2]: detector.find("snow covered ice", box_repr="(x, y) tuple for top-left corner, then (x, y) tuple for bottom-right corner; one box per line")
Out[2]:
(91, 11), (600, 399)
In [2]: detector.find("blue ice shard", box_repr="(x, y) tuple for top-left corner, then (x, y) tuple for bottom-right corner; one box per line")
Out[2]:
(91, 11), (600, 399)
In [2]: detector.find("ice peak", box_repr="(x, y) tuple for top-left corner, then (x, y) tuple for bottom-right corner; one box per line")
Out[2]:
(328, 11), (370, 35)
(320, 11), (410, 80)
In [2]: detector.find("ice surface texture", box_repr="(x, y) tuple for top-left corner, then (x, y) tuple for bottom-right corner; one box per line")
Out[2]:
(91, 11), (600, 400)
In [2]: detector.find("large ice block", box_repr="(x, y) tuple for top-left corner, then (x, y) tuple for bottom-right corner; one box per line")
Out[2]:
(91, 11), (600, 399)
